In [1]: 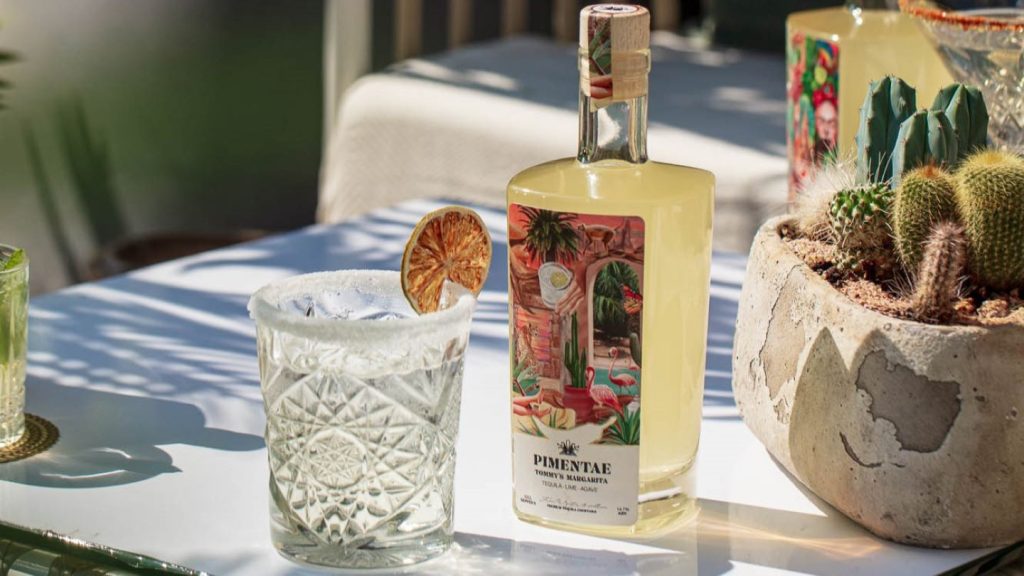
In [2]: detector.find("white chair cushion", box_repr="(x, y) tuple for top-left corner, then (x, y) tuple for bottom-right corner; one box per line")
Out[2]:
(319, 33), (787, 251)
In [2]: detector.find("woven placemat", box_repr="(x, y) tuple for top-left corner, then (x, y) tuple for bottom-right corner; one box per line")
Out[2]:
(0, 414), (59, 463)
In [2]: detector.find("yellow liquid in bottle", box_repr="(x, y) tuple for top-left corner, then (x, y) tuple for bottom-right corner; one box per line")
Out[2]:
(507, 158), (714, 537)
(788, 7), (953, 159)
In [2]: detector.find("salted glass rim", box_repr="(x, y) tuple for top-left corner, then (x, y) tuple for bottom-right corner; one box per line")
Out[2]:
(899, 0), (1024, 32)
(248, 269), (475, 338)
(0, 243), (28, 276)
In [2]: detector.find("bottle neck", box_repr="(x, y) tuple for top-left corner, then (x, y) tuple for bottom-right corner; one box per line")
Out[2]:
(577, 91), (648, 164)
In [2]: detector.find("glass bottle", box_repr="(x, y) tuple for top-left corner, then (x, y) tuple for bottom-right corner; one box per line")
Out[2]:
(506, 4), (714, 537)
(786, 0), (953, 197)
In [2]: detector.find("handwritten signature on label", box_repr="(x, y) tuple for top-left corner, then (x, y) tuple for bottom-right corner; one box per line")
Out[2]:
(540, 496), (611, 514)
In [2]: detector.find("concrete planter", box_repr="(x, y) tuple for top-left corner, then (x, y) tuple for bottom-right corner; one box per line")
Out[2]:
(733, 216), (1024, 549)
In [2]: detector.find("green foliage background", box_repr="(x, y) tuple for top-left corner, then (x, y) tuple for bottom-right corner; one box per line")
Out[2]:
(593, 261), (639, 338)
(0, 1), (323, 290)
(521, 207), (578, 264)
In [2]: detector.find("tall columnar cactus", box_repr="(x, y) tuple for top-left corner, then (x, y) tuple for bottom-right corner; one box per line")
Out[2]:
(891, 165), (959, 270)
(856, 76), (917, 185)
(932, 83), (989, 161)
(628, 332), (642, 368)
(912, 222), (967, 323)
(563, 313), (588, 389)
(830, 183), (895, 274)
(891, 110), (959, 187)
(955, 150), (1024, 291)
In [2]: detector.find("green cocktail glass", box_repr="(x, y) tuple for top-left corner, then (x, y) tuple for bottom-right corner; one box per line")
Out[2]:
(0, 245), (28, 448)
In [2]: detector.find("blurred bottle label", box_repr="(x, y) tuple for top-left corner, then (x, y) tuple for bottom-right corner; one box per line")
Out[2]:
(787, 30), (840, 199)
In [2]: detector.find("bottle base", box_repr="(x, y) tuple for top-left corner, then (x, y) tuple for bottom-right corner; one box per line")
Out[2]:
(272, 527), (451, 572)
(268, 480), (453, 571)
(0, 413), (25, 449)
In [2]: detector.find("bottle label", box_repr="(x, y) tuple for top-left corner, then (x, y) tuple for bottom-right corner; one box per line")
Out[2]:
(509, 204), (645, 526)
(786, 30), (839, 199)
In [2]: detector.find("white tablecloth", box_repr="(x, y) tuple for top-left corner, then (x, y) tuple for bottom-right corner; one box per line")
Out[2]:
(0, 199), (993, 575)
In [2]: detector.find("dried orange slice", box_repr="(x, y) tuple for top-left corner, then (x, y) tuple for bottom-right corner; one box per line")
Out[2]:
(402, 206), (492, 314)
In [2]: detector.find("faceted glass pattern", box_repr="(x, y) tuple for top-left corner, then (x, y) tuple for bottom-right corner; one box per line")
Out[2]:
(249, 271), (475, 569)
(904, 1), (1024, 151)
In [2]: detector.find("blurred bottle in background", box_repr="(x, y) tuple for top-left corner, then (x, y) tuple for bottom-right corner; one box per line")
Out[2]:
(786, 0), (953, 198)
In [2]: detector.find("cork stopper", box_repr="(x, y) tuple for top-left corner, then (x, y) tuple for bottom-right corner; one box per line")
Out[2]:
(579, 4), (650, 107)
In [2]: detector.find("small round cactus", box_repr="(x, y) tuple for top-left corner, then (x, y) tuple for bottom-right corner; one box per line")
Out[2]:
(892, 165), (959, 271)
(794, 159), (855, 242)
(830, 183), (895, 274)
(955, 150), (1024, 291)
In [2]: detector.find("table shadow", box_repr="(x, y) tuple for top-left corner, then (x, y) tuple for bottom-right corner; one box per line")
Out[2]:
(0, 377), (263, 488)
(649, 497), (976, 576)
(180, 496), (978, 576)
(181, 531), (692, 576)
(156, 198), (744, 412)
(418, 532), (692, 575)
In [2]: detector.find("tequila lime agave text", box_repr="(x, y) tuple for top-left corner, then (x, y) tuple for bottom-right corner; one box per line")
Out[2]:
(507, 4), (713, 537)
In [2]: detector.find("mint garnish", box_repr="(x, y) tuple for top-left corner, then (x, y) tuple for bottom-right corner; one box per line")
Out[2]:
(1, 248), (24, 271)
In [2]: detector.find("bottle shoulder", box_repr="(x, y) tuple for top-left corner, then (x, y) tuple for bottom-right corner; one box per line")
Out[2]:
(508, 158), (714, 206)
(787, 6), (855, 38)
(787, 7), (912, 42)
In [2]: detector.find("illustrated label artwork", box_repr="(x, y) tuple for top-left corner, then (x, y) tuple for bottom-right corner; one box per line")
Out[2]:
(509, 204), (644, 525)
(787, 30), (839, 198)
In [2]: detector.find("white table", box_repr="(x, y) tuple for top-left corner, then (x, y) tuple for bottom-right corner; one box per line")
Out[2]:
(0, 199), (998, 575)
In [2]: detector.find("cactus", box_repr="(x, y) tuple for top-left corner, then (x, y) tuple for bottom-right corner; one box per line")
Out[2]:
(891, 110), (959, 187)
(830, 183), (895, 274)
(794, 157), (856, 241)
(912, 222), (967, 323)
(856, 76), (917, 185)
(629, 332), (642, 368)
(932, 83), (989, 161)
(955, 150), (1024, 291)
(891, 165), (959, 271)
(563, 313), (588, 389)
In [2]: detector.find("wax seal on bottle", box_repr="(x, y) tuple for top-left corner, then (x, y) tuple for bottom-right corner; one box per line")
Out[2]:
(579, 4), (651, 108)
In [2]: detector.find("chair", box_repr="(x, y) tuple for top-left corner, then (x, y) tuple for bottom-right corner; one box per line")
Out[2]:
(319, 0), (786, 251)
